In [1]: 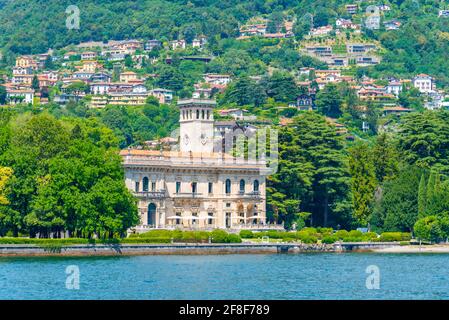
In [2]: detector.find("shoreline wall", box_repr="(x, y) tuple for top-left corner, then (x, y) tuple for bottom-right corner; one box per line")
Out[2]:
(0, 242), (401, 257)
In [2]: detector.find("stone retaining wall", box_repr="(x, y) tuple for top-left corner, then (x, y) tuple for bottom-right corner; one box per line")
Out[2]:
(0, 242), (401, 257)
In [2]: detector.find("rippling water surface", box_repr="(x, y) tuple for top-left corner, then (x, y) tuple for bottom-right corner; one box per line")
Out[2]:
(1, 253), (449, 299)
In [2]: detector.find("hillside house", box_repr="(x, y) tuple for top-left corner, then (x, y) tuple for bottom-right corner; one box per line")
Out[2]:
(346, 4), (358, 14)
(81, 51), (97, 60)
(144, 40), (162, 51)
(120, 71), (138, 83)
(170, 40), (186, 50)
(413, 74), (434, 93)
(384, 20), (401, 30)
(382, 106), (412, 116)
(149, 88), (174, 104)
(385, 80), (403, 96)
(305, 46), (333, 57)
(203, 74), (231, 86)
(6, 89), (34, 104)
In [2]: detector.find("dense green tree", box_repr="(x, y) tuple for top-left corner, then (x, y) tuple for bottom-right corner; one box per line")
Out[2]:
(221, 76), (266, 107)
(0, 85), (6, 104)
(372, 133), (399, 183)
(31, 75), (39, 91)
(0, 166), (12, 205)
(371, 165), (423, 232)
(398, 111), (449, 171)
(44, 55), (54, 70)
(0, 113), (139, 238)
(349, 143), (377, 225)
(263, 71), (299, 103)
(414, 215), (445, 243)
(316, 83), (343, 118)
(154, 65), (185, 92)
(268, 112), (351, 228)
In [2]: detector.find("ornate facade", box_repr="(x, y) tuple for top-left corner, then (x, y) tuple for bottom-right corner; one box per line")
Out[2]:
(120, 99), (270, 230)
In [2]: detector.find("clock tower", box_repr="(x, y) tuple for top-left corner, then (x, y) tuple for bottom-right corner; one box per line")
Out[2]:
(178, 99), (215, 153)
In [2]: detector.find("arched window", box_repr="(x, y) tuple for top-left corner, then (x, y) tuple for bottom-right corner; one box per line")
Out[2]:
(143, 177), (149, 192)
(239, 179), (245, 193)
(225, 179), (231, 195)
(196, 109), (199, 119)
(254, 180), (259, 192)
(202, 109), (205, 119)
(207, 110), (210, 119)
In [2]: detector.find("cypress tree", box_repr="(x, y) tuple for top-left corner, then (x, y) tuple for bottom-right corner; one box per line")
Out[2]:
(426, 171), (436, 208)
(418, 173), (427, 218)
(349, 143), (377, 225)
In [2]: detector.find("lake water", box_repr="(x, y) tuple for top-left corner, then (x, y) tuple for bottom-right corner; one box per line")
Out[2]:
(1, 253), (449, 299)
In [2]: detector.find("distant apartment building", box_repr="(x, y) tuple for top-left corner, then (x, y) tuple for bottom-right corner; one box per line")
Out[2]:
(12, 66), (33, 75)
(119, 71), (138, 83)
(6, 89), (34, 104)
(346, 43), (376, 54)
(144, 40), (162, 51)
(149, 88), (174, 104)
(81, 51), (97, 60)
(15, 56), (38, 70)
(11, 74), (34, 85)
(356, 56), (379, 65)
(305, 46), (333, 57)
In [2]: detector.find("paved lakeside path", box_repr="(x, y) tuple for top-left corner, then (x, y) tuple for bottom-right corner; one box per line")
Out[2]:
(372, 245), (449, 253)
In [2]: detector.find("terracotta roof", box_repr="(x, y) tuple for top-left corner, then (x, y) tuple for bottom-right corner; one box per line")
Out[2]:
(383, 106), (412, 112)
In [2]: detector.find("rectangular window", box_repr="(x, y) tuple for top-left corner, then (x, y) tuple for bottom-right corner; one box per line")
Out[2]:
(208, 213), (214, 225)
(151, 182), (156, 191)
(192, 182), (197, 194)
(176, 181), (181, 194)
(208, 182), (213, 194)
(135, 181), (139, 192)
(176, 212), (181, 225)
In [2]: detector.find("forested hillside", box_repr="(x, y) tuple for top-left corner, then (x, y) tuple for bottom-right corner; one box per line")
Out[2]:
(0, 0), (449, 83)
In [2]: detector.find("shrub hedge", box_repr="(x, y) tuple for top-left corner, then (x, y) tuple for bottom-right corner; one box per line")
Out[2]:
(379, 232), (411, 242)
(238, 229), (412, 244)
(0, 230), (412, 245)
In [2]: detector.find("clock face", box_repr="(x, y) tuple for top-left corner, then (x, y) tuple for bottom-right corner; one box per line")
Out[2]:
(183, 134), (190, 145)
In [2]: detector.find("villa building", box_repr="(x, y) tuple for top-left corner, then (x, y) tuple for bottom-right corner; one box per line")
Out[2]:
(121, 99), (273, 231)
(413, 74), (434, 93)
